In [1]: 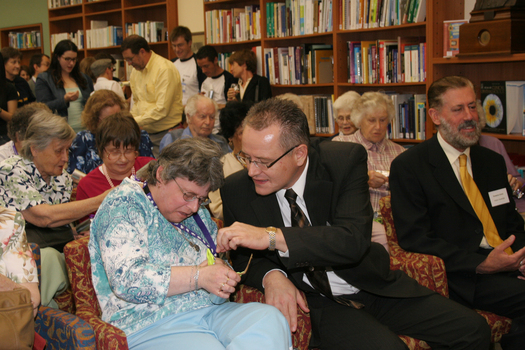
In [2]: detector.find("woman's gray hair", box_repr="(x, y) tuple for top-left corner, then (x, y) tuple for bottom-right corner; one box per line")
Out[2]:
(20, 110), (76, 161)
(333, 91), (360, 116)
(184, 94), (218, 118)
(351, 91), (395, 128)
(137, 137), (224, 192)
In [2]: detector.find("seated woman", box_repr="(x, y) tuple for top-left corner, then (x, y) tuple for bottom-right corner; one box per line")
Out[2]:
(68, 89), (154, 175)
(335, 91), (406, 252)
(0, 102), (51, 162)
(89, 138), (292, 349)
(0, 110), (111, 307)
(208, 101), (250, 219)
(0, 206), (45, 349)
(76, 112), (155, 218)
(332, 91), (360, 141)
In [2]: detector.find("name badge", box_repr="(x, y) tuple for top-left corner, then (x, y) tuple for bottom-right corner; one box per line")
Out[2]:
(488, 188), (510, 207)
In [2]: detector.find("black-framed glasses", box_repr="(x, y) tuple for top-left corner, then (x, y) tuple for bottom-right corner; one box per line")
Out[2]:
(236, 145), (298, 170)
(174, 178), (211, 206)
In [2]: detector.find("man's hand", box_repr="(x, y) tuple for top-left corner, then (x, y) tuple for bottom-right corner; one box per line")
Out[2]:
(368, 170), (388, 189)
(263, 271), (309, 332)
(476, 235), (525, 274)
(217, 222), (288, 253)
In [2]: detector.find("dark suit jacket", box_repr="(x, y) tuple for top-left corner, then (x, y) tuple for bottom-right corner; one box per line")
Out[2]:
(35, 71), (93, 118)
(221, 139), (431, 298)
(390, 135), (525, 304)
(239, 74), (272, 104)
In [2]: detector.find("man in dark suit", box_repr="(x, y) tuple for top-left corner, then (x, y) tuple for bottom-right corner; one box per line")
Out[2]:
(217, 98), (490, 349)
(390, 76), (525, 350)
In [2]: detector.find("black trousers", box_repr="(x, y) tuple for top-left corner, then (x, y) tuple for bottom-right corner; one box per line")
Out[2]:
(307, 291), (490, 350)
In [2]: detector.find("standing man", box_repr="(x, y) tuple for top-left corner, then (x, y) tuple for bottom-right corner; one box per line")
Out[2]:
(28, 53), (50, 96)
(170, 26), (206, 105)
(217, 98), (490, 350)
(1, 47), (36, 107)
(121, 35), (183, 157)
(159, 94), (229, 154)
(390, 76), (525, 350)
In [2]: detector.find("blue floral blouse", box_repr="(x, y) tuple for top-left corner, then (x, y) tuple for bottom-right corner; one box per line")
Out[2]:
(89, 178), (224, 336)
(68, 130), (154, 174)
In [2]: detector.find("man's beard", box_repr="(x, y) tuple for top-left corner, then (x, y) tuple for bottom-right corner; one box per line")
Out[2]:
(438, 117), (481, 150)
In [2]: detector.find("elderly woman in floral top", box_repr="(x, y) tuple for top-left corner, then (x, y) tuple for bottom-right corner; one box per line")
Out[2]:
(90, 137), (291, 350)
(0, 110), (110, 307)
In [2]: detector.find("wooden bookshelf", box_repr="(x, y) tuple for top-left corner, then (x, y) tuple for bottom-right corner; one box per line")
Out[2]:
(0, 24), (44, 66)
(47, 0), (178, 61)
(202, 0), (525, 147)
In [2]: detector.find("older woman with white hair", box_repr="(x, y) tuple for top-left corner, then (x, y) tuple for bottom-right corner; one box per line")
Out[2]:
(332, 91), (360, 140)
(0, 110), (111, 307)
(342, 91), (406, 252)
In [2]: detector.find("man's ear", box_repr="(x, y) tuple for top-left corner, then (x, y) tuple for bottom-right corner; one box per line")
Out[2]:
(294, 144), (308, 166)
(428, 108), (441, 126)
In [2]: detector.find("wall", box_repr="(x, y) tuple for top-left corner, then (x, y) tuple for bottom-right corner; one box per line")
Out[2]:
(0, 0), (50, 55)
(178, 0), (204, 34)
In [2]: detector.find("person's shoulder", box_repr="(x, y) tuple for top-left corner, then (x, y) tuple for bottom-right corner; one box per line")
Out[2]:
(0, 156), (24, 173)
(168, 128), (184, 139)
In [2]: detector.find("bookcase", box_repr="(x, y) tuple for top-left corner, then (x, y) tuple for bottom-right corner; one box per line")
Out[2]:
(47, 0), (178, 62)
(203, 0), (525, 147)
(0, 24), (44, 66)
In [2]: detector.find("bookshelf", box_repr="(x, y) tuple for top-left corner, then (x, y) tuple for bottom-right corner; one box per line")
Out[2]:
(47, 0), (178, 61)
(0, 24), (44, 66)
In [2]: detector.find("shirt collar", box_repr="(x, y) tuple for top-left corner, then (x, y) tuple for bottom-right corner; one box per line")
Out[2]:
(354, 129), (386, 152)
(437, 130), (471, 165)
(179, 54), (194, 63)
(144, 51), (157, 72)
(276, 157), (309, 201)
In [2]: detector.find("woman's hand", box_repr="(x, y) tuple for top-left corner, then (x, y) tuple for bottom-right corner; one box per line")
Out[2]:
(64, 90), (80, 103)
(368, 170), (389, 189)
(198, 259), (240, 299)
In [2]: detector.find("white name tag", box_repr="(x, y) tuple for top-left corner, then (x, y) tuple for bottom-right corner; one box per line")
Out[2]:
(488, 188), (510, 207)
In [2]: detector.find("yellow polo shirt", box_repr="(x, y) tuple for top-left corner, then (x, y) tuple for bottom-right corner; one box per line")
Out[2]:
(130, 51), (183, 134)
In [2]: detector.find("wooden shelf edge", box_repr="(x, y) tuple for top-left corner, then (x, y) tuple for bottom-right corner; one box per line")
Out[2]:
(84, 9), (122, 16)
(206, 39), (261, 46)
(84, 0), (118, 5)
(49, 13), (83, 22)
(125, 2), (167, 11)
(204, 0), (258, 4)
(338, 82), (426, 87)
(432, 53), (525, 65)
(264, 32), (333, 42)
(18, 47), (43, 52)
(482, 133), (525, 141)
(271, 83), (334, 88)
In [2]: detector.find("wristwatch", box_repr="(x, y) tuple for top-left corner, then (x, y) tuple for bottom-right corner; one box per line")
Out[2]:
(266, 226), (277, 251)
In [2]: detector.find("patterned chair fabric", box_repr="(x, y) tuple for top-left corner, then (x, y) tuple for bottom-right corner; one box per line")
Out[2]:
(30, 243), (96, 350)
(63, 237), (129, 350)
(379, 196), (512, 346)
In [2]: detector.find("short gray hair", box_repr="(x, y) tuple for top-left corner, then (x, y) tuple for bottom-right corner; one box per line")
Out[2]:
(20, 110), (75, 161)
(185, 95), (218, 118)
(351, 91), (395, 128)
(137, 137), (224, 192)
(333, 91), (360, 116)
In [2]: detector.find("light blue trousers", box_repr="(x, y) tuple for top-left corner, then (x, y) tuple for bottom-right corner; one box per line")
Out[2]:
(127, 302), (292, 350)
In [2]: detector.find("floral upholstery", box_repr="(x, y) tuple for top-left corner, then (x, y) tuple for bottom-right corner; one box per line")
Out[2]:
(380, 196), (512, 346)
(30, 243), (96, 350)
(232, 284), (312, 350)
(63, 237), (129, 350)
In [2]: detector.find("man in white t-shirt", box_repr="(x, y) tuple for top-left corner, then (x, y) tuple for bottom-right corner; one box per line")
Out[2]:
(90, 59), (125, 100)
(170, 26), (206, 105)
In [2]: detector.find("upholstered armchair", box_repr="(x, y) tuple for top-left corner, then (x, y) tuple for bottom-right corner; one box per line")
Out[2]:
(63, 237), (129, 350)
(379, 196), (512, 347)
(31, 243), (96, 350)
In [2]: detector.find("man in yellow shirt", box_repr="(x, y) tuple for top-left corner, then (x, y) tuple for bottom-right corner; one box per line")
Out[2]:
(121, 35), (183, 157)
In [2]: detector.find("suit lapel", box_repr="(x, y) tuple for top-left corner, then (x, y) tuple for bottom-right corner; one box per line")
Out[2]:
(250, 193), (285, 228)
(428, 136), (478, 219)
(303, 157), (332, 226)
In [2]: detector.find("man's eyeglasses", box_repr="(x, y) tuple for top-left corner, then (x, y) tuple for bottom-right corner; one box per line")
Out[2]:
(236, 145), (298, 170)
(174, 178), (211, 206)
(105, 148), (137, 161)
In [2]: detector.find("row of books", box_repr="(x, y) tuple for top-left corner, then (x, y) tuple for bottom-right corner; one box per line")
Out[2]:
(7, 31), (41, 50)
(266, 0), (334, 38)
(86, 21), (123, 49)
(387, 93), (426, 140)
(125, 22), (166, 43)
(299, 95), (336, 135)
(48, 0), (81, 9)
(264, 44), (333, 85)
(340, 0), (425, 30)
(51, 31), (84, 50)
(205, 5), (261, 44)
(347, 37), (426, 84)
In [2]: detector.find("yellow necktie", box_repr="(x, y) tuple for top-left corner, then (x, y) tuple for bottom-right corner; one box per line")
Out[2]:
(459, 154), (512, 255)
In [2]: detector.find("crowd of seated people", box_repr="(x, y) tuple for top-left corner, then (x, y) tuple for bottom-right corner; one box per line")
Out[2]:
(3, 35), (525, 349)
